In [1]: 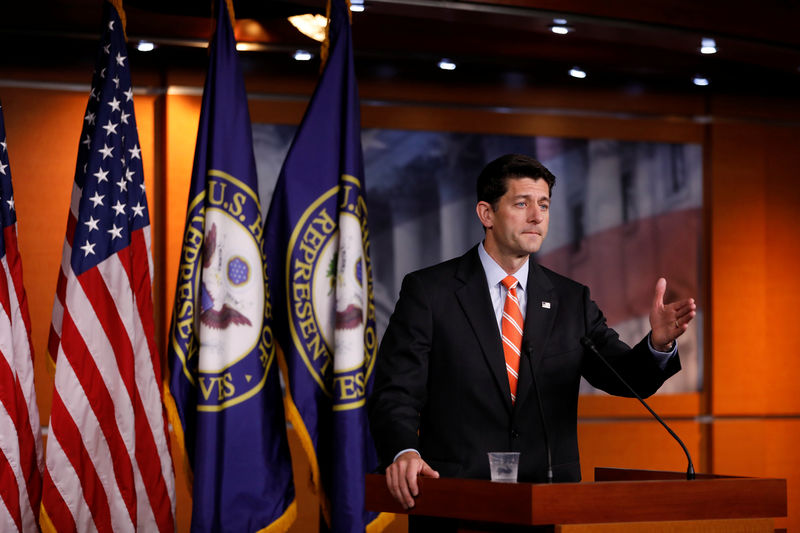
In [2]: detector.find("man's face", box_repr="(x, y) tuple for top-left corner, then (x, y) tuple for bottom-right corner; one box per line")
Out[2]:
(479, 177), (550, 260)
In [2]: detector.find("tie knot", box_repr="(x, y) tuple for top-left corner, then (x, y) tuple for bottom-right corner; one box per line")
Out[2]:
(502, 275), (518, 291)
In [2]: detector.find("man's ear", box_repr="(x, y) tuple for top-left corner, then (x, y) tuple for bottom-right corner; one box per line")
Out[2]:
(476, 201), (493, 229)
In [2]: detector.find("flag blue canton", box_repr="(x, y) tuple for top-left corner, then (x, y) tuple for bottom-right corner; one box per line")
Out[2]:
(69, 8), (148, 275)
(0, 102), (17, 255)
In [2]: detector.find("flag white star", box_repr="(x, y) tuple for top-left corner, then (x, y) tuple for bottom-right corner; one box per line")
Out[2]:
(82, 134), (92, 148)
(0, 161), (7, 175)
(131, 202), (145, 217)
(84, 216), (100, 232)
(6, 197), (14, 211)
(107, 224), (123, 240)
(90, 87), (97, 100)
(120, 155), (126, 167)
(116, 178), (128, 192)
(124, 88), (134, 102)
(103, 43), (111, 54)
(120, 111), (130, 124)
(102, 120), (118, 136)
(80, 240), (96, 257)
(0, 138), (6, 152)
(107, 97), (121, 112)
(108, 20), (114, 31)
(93, 168), (109, 183)
(83, 163), (88, 174)
(100, 67), (106, 79)
(111, 200), (126, 216)
(98, 143), (114, 159)
(128, 145), (141, 160)
(140, 182), (146, 192)
(125, 168), (135, 181)
(113, 76), (120, 89)
(116, 52), (126, 67)
(84, 111), (96, 125)
(89, 192), (105, 207)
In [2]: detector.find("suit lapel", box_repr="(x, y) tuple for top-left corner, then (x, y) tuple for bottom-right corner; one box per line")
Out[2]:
(454, 247), (513, 412)
(515, 261), (557, 413)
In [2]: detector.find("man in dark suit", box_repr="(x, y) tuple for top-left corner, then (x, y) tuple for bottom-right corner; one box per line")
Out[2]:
(368, 154), (696, 513)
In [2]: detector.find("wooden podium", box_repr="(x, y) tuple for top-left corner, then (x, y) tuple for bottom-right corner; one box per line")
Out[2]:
(365, 468), (787, 532)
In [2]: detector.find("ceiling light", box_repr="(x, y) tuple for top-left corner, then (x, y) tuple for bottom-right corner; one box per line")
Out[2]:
(137, 40), (155, 52)
(350, 0), (365, 12)
(700, 37), (717, 55)
(288, 14), (328, 42)
(568, 67), (586, 79)
(692, 76), (709, 86)
(438, 58), (456, 71)
(294, 50), (313, 61)
(553, 18), (568, 25)
(550, 25), (571, 35)
(235, 42), (265, 52)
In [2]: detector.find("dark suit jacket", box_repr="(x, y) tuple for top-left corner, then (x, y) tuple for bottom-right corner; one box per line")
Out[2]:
(368, 245), (680, 483)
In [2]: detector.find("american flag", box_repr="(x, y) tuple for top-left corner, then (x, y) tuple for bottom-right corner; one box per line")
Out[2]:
(0, 101), (44, 533)
(41, 3), (175, 532)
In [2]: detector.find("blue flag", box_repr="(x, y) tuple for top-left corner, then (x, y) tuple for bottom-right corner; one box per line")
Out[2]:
(264, 1), (389, 531)
(166, 1), (295, 531)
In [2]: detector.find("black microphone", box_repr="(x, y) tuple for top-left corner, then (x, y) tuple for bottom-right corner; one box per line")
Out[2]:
(522, 341), (553, 483)
(579, 336), (696, 480)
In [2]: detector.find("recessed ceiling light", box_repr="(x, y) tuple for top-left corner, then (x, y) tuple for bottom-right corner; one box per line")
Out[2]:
(700, 37), (717, 55)
(568, 67), (586, 79)
(550, 25), (571, 35)
(137, 40), (155, 52)
(294, 50), (313, 61)
(236, 42), (265, 52)
(692, 76), (709, 86)
(350, 0), (365, 11)
(553, 18), (568, 25)
(438, 58), (456, 71)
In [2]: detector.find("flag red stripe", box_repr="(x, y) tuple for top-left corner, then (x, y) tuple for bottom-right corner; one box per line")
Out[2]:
(0, 444), (23, 532)
(59, 309), (137, 526)
(49, 391), (113, 533)
(3, 228), (33, 342)
(132, 232), (174, 474)
(0, 265), (41, 521)
(48, 213), (76, 364)
(41, 466), (77, 533)
(77, 266), (136, 400)
(123, 235), (176, 533)
(132, 386), (173, 533)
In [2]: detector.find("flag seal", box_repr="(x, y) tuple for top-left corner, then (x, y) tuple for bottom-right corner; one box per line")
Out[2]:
(286, 175), (376, 410)
(172, 169), (274, 412)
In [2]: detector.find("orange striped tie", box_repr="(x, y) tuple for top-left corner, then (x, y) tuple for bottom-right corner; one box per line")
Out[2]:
(501, 275), (524, 402)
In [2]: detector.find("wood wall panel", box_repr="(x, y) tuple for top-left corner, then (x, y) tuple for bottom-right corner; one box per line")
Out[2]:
(578, 420), (702, 482)
(710, 122), (800, 416)
(712, 419), (800, 532)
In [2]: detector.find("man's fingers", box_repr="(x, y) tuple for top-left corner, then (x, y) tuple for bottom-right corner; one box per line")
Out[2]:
(652, 278), (667, 309)
(419, 462), (440, 479)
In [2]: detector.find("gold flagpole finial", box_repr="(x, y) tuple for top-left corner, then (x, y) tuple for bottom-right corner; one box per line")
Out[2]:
(225, 0), (236, 29)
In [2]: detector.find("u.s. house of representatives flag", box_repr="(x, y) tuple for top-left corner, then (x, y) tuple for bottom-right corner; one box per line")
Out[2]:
(166, 0), (296, 531)
(42, 2), (176, 531)
(264, 1), (389, 531)
(0, 101), (44, 533)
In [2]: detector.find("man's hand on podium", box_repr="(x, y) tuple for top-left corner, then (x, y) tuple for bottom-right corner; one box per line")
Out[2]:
(385, 451), (440, 509)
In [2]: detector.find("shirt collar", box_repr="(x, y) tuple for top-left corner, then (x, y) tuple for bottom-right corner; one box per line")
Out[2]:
(478, 241), (529, 291)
